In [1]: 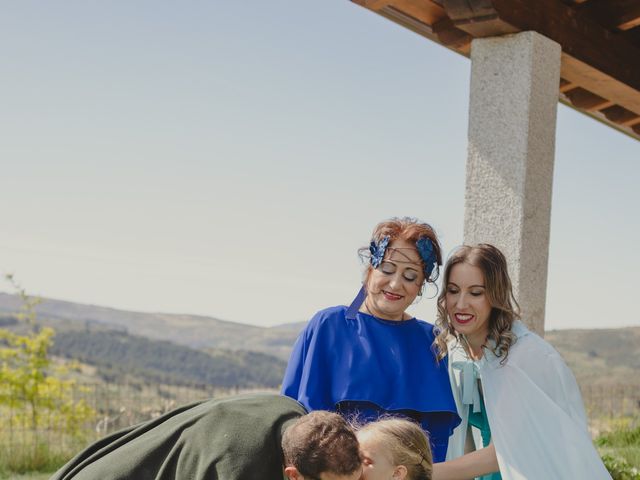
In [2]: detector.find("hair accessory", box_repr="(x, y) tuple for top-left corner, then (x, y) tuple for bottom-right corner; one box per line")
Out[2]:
(416, 237), (437, 279)
(369, 236), (390, 268)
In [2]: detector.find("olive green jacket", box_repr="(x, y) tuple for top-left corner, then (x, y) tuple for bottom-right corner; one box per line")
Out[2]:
(51, 393), (306, 480)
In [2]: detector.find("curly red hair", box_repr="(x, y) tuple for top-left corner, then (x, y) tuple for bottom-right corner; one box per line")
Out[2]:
(360, 217), (443, 284)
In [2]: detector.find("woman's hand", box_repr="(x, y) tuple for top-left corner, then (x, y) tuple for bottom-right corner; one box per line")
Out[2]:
(432, 443), (499, 480)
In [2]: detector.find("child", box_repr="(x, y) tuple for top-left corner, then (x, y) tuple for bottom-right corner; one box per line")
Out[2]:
(357, 418), (433, 480)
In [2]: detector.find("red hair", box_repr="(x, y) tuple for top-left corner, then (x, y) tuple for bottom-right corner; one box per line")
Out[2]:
(360, 217), (443, 284)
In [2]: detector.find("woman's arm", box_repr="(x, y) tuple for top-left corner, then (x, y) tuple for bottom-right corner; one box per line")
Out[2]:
(432, 443), (499, 480)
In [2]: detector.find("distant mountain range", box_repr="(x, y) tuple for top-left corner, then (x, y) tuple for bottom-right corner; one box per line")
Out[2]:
(0, 291), (296, 388)
(50, 329), (286, 388)
(545, 327), (640, 387)
(1, 291), (638, 388)
(0, 291), (302, 360)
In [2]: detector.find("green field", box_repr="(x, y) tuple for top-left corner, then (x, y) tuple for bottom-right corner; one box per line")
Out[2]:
(0, 474), (50, 480)
(2, 424), (637, 480)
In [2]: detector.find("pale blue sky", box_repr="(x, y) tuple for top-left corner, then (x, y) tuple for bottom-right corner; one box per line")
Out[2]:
(1, 1), (638, 330)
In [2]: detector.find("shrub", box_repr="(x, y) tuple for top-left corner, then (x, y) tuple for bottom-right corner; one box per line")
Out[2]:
(597, 420), (640, 479)
(601, 454), (640, 480)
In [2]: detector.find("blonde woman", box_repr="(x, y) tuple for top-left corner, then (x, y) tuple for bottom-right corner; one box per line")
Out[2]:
(432, 244), (610, 480)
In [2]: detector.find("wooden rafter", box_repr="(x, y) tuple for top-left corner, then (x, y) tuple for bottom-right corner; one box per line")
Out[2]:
(440, 0), (518, 37)
(559, 78), (575, 93)
(443, 0), (640, 92)
(563, 87), (614, 111)
(578, 0), (640, 31)
(350, 0), (640, 140)
(601, 105), (640, 126)
(355, 0), (394, 10)
(440, 0), (640, 116)
(432, 16), (473, 49)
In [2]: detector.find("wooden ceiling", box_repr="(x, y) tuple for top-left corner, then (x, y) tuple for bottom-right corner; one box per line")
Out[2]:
(352, 0), (640, 141)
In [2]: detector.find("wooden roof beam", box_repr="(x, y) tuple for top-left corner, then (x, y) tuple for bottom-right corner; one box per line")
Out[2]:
(578, 0), (640, 31)
(378, 5), (435, 37)
(353, 0), (445, 22)
(621, 28), (640, 45)
(432, 16), (473, 49)
(386, 0), (444, 24)
(440, 0), (640, 115)
(440, 0), (518, 37)
(614, 13), (640, 31)
(559, 78), (575, 93)
(601, 105), (640, 126)
(353, 0), (473, 53)
(563, 87), (614, 111)
(354, 0), (393, 10)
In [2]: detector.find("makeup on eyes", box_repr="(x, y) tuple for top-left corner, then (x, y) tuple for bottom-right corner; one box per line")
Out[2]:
(379, 261), (421, 283)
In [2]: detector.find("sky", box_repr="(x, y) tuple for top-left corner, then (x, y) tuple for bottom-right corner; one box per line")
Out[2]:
(1, 1), (639, 330)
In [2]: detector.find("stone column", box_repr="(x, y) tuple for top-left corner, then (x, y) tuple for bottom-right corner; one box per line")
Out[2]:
(463, 31), (561, 336)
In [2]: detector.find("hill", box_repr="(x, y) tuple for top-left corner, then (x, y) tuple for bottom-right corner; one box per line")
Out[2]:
(546, 327), (640, 387)
(50, 329), (286, 388)
(0, 292), (302, 360)
(1, 292), (639, 388)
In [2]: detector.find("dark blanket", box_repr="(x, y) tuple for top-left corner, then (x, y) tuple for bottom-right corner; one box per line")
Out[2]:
(51, 393), (307, 480)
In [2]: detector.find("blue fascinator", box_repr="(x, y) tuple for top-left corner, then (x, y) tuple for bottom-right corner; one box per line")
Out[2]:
(369, 236), (390, 268)
(416, 237), (438, 279)
(369, 235), (438, 280)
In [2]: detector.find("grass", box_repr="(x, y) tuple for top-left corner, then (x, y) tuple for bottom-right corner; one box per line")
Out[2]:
(0, 439), (82, 480)
(1, 417), (639, 479)
(595, 418), (640, 479)
(0, 474), (51, 480)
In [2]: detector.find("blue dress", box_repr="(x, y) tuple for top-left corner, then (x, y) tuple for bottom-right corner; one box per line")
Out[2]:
(281, 304), (460, 462)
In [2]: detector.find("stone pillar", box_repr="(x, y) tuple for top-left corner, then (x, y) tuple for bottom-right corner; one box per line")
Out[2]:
(463, 31), (561, 336)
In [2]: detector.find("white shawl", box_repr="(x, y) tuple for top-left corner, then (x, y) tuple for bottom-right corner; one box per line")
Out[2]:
(446, 321), (611, 479)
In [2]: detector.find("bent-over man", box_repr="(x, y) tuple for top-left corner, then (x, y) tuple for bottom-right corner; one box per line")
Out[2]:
(51, 393), (363, 480)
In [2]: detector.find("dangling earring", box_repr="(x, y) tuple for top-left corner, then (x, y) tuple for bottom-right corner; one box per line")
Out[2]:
(448, 316), (458, 337)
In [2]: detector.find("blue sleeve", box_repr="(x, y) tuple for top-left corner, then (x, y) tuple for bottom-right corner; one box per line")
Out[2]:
(280, 309), (337, 412)
(281, 329), (307, 400)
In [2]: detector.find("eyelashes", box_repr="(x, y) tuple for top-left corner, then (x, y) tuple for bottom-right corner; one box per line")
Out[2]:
(379, 261), (420, 282)
(446, 288), (484, 296)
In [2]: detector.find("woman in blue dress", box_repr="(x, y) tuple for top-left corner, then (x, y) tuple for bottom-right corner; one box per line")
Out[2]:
(281, 217), (460, 462)
(431, 244), (610, 480)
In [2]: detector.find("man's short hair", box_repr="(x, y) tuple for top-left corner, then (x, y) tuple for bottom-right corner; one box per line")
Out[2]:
(282, 411), (361, 478)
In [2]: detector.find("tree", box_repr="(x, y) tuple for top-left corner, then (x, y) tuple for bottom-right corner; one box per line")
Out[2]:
(0, 275), (94, 469)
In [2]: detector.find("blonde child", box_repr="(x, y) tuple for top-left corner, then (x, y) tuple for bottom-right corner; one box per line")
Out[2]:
(357, 418), (433, 480)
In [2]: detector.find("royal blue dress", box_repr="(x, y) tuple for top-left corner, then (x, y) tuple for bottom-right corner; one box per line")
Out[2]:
(281, 304), (460, 462)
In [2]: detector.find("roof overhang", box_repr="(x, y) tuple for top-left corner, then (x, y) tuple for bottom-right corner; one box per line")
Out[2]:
(352, 0), (640, 141)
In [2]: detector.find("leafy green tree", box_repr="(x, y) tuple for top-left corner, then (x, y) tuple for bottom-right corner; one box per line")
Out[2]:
(0, 275), (94, 468)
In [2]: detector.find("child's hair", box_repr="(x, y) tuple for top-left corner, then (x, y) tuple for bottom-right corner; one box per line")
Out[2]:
(358, 418), (432, 480)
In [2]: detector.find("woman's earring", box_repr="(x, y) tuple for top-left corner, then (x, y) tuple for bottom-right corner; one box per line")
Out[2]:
(448, 318), (457, 336)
